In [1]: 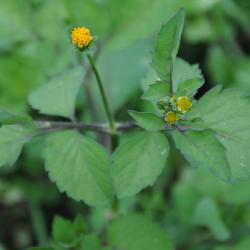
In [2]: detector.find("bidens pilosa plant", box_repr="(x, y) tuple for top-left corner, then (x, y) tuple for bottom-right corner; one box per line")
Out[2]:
(1, 8), (250, 215)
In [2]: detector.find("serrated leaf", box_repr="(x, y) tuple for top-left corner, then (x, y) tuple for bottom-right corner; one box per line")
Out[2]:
(107, 214), (173, 250)
(128, 110), (165, 131)
(172, 58), (203, 93)
(173, 130), (231, 181)
(142, 81), (170, 101)
(152, 9), (184, 82)
(176, 77), (204, 96)
(44, 130), (113, 207)
(187, 88), (250, 181)
(0, 110), (32, 125)
(112, 132), (169, 198)
(0, 125), (35, 168)
(193, 197), (230, 241)
(29, 67), (84, 120)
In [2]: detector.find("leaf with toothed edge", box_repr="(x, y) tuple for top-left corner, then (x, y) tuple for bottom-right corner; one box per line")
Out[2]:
(128, 110), (165, 131)
(172, 58), (204, 94)
(185, 87), (250, 181)
(152, 9), (185, 82)
(43, 130), (113, 207)
(111, 131), (170, 198)
(0, 125), (36, 168)
(28, 67), (84, 120)
(142, 81), (170, 101)
(173, 129), (231, 181)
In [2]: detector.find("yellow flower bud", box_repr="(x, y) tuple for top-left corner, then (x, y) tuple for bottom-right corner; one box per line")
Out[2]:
(170, 96), (177, 102)
(71, 27), (93, 49)
(165, 111), (179, 125)
(176, 96), (192, 113)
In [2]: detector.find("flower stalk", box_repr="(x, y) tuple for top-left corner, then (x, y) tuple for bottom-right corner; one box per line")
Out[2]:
(86, 53), (116, 133)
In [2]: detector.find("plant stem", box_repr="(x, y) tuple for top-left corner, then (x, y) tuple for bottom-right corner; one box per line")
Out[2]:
(33, 120), (203, 136)
(34, 121), (138, 135)
(29, 201), (48, 246)
(86, 53), (115, 132)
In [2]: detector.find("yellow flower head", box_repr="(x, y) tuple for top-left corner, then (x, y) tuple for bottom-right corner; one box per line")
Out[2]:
(71, 27), (93, 49)
(176, 96), (192, 113)
(165, 111), (179, 125)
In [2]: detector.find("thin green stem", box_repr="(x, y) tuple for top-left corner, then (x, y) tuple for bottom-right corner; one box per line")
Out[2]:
(29, 201), (48, 246)
(86, 53), (115, 132)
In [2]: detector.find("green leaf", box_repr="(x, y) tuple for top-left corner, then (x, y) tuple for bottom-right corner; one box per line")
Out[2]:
(0, 125), (35, 168)
(29, 67), (83, 120)
(52, 215), (86, 247)
(152, 9), (184, 82)
(73, 215), (87, 236)
(142, 81), (170, 101)
(128, 111), (165, 131)
(52, 216), (76, 244)
(193, 197), (231, 241)
(173, 130), (231, 181)
(44, 130), (113, 207)
(112, 132), (169, 198)
(187, 88), (250, 181)
(0, 110), (32, 125)
(107, 214), (173, 250)
(79, 234), (102, 250)
(176, 77), (204, 96)
(172, 58), (203, 93)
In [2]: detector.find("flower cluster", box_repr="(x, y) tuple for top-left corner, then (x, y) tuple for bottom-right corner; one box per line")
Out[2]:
(71, 27), (93, 49)
(158, 96), (192, 125)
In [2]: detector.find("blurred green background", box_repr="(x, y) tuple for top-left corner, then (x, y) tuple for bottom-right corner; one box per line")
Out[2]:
(1, 0), (250, 249)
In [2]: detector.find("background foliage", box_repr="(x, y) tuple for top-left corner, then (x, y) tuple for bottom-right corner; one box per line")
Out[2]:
(1, 0), (250, 249)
